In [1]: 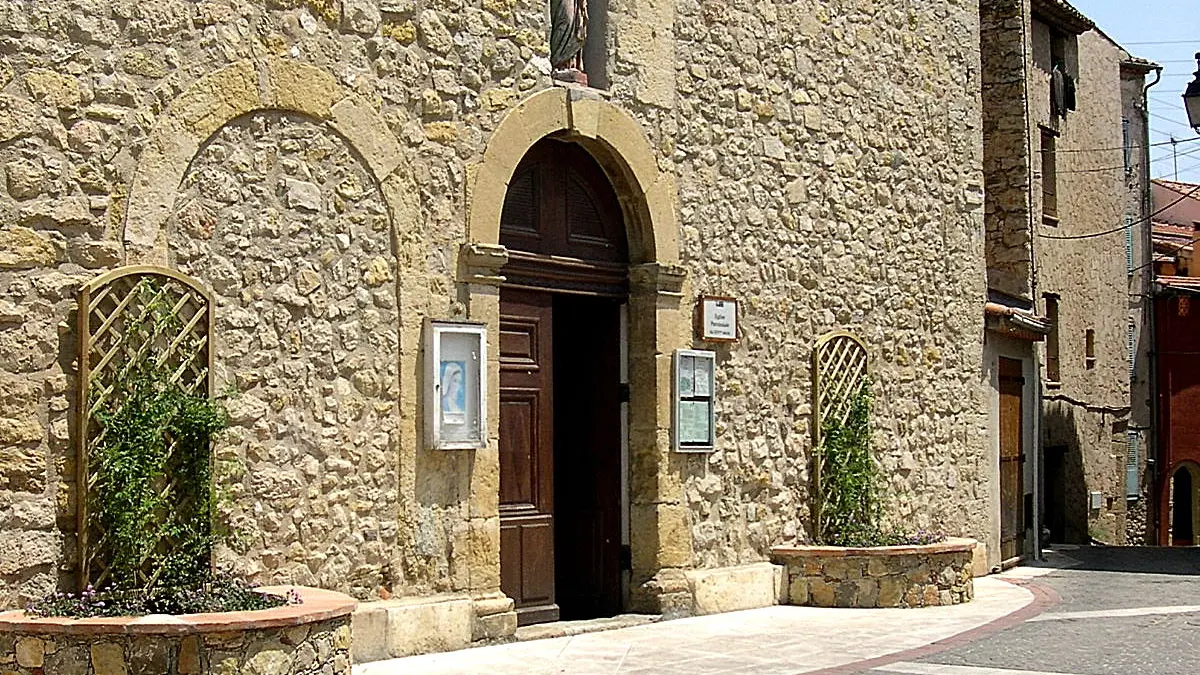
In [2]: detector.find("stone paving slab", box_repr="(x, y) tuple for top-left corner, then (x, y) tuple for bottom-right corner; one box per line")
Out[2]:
(354, 577), (1034, 675)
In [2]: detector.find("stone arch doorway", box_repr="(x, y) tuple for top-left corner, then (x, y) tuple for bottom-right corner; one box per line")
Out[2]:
(1169, 463), (1200, 546)
(498, 137), (629, 624)
(461, 89), (690, 622)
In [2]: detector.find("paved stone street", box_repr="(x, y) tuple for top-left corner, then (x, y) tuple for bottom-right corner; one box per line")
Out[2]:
(353, 577), (1035, 675)
(866, 546), (1200, 675)
(356, 547), (1200, 674)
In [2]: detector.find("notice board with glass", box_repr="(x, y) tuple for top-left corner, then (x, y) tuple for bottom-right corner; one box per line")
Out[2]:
(674, 349), (716, 452)
(425, 320), (487, 450)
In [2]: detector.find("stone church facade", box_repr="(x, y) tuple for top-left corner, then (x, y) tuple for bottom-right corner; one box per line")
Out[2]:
(0, 0), (992, 660)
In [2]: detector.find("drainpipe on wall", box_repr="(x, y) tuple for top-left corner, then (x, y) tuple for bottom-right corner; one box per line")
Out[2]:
(1018, 7), (1042, 562)
(1143, 65), (1163, 543)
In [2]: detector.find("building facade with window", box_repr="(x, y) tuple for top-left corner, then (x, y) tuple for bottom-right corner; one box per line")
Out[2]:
(1149, 179), (1200, 545)
(0, 0), (998, 662)
(980, 0), (1155, 557)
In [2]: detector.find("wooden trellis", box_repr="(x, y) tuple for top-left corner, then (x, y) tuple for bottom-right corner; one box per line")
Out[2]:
(76, 266), (214, 589)
(811, 330), (869, 541)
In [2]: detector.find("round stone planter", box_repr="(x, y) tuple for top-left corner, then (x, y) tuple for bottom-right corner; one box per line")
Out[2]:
(770, 537), (977, 608)
(0, 586), (355, 674)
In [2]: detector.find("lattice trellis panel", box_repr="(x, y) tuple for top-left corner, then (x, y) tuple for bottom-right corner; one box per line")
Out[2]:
(77, 266), (214, 589)
(811, 330), (869, 541)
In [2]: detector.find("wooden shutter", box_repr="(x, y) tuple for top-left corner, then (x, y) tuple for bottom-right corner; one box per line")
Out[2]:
(1126, 430), (1140, 499)
(1125, 216), (1134, 275)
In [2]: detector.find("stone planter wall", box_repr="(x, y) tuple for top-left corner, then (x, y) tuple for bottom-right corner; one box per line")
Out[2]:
(0, 586), (354, 674)
(771, 538), (977, 608)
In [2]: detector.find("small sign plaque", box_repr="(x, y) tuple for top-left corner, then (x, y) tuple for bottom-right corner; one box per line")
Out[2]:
(699, 296), (738, 342)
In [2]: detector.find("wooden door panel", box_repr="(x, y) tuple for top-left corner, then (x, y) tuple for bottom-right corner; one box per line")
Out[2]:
(999, 357), (1024, 561)
(499, 289), (558, 623)
(519, 519), (555, 606)
(499, 392), (537, 507)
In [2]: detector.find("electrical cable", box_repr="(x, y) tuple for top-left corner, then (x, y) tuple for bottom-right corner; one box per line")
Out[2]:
(1055, 135), (1199, 154)
(1149, 111), (1195, 129)
(1038, 182), (1200, 240)
(1124, 40), (1200, 46)
(1054, 144), (1200, 176)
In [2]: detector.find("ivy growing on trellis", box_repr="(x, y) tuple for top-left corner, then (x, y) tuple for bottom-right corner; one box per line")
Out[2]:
(78, 267), (225, 590)
(811, 330), (873, 545)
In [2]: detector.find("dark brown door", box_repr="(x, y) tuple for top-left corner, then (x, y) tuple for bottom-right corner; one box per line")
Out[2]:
(554, 295), (622, 619)
(499, 137), (629, 625)
(999, 357), (1025, 561)
(499, 289), (559, 624)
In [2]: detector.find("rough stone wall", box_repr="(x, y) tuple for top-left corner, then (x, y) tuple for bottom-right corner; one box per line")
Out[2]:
(778, 547), (975, 609)
(980, 0), (1034, 299)
(1120, 62), (1154, 545)
(1034, 25), (1134, 544)
(0, 0), (554, 606)
(661, 0), (989, 568)
(0, 617), (350, 674)
(0, 0), (992, 608)
(166, 112), (401, 597)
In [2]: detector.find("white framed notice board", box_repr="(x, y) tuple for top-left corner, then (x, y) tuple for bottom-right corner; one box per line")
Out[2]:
(425, 320), (487, 450)
(674, 349), (716, 452)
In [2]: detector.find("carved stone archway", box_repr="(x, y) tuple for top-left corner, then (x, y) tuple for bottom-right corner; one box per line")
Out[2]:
(460, 87), (691, 614)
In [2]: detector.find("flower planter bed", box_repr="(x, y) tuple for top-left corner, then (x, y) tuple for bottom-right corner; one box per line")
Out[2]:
(0, 586), (355, 674)
(770, 537), (976, 608)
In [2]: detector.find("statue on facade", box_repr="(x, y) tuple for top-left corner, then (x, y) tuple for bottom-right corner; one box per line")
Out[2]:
(550, 0), (588, 84)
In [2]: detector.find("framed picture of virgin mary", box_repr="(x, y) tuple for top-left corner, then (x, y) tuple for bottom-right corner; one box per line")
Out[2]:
(425, 320), (487, 450)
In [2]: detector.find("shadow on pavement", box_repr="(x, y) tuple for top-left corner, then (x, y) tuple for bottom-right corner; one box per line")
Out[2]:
(1041, 544), (1200, 576)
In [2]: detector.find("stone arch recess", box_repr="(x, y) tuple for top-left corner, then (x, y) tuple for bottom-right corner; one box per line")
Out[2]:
(461, 87), (692, 614)
(122, 57), (415, 263)
(1167, 461), (1200, 546)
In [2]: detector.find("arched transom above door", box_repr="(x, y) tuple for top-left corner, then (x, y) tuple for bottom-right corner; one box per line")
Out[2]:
(500, 138), (629, 295)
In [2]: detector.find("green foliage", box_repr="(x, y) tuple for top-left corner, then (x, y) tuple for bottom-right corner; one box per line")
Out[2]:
(817, 382), (946, 547)
(91, 371), (226, 588)
(26, 575), (294, 619)
(819, 385), (879, 546)
(86, 277), (228, 591)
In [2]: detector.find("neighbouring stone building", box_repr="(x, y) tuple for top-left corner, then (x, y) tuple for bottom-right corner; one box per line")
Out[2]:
(0, 0), (995, 661)
(980, 0), (1155, 557)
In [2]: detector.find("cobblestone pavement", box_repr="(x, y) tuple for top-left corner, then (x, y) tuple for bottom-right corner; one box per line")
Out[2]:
(866, 546), (1200, 675)
(353, 577), (1034, 675)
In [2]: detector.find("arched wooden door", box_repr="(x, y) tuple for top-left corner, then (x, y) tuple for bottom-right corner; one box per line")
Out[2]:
(498, 138), (628, 625)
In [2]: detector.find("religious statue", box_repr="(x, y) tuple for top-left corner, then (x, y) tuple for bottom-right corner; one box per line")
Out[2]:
(550, 0), (588, 84)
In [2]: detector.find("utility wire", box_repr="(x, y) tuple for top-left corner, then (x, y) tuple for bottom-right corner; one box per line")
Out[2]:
(1154, 152), (1200, 181)
(1056, 135), (1199, 154)
(1054, 144), (1200, 175)
(1124, 40), (1200, 46)
(1038, 182), (1200, 240)
(1149, 111), (1195, 129)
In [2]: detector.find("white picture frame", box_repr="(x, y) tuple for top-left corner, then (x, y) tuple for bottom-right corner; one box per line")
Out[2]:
(674, 349), (717, 452)
(425, 320), (488, 450)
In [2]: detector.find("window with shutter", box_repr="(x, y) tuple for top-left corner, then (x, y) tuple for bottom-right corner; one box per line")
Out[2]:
(1128, 319), (1136, 381)
(1041, 130), (1058, 223)
(1125, 216), (1134, 274)
(1126, 430), (1140, 499)
(1122, 119), (1132, 175)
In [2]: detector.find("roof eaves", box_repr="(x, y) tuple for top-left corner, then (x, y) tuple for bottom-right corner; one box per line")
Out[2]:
(1031, 0), (1095, 35)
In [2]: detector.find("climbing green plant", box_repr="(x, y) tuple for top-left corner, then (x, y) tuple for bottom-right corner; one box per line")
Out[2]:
(90, 369), (227, 589)
(81, 274), (228, 591)
(818, 385), (880, 546)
